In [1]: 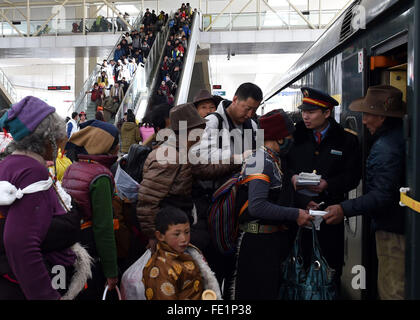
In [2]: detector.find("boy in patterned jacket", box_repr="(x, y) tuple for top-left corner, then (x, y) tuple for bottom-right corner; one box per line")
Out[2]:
(142, 206), (220, 300)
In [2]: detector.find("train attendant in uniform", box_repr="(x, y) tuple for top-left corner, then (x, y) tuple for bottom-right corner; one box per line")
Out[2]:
(234, 109), (314, 300)
(287, 87), (362, 294)
(323, 85), (406, 300)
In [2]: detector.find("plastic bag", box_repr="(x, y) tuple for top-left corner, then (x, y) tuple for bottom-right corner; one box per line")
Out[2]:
(139, 126), (155, 142)
(115, 163), (139, 201)
(120, 249), (151, 300)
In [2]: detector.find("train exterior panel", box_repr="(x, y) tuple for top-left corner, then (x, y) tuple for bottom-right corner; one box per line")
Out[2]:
(265, 0), (420, 299)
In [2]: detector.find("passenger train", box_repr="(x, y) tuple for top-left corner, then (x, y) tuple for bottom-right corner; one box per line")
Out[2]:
(264, 0), (420, 299)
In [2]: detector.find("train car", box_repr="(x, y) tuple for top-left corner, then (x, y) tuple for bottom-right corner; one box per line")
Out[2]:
(264, 0), (420, 300)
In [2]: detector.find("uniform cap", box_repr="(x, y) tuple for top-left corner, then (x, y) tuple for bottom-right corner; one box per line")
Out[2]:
(298, 87), (339, 111)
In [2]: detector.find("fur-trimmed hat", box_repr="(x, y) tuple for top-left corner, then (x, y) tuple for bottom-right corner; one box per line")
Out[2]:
(259, 109), (295, 140)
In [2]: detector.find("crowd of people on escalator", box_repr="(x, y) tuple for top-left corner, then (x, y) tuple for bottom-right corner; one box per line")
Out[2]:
(82, 10), (169, 124)
(150, 4), (193, 106)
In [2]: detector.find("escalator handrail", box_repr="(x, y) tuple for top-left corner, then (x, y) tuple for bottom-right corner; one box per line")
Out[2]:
(131, 13), (174, 121)
(174, 11), (199, 105)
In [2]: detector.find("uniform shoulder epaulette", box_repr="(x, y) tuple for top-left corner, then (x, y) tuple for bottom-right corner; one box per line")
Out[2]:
(344, 128), (358, 136)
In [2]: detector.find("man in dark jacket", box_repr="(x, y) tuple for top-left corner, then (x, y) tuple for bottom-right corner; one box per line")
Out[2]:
(287, 87), (362, 293)
(323, 85), (406, 300)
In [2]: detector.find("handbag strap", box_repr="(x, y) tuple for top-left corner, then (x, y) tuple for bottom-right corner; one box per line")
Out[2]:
(102, 285), (122, 300)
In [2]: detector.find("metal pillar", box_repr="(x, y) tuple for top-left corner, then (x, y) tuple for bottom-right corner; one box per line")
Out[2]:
(319, 0), (321, 29)
(257, 0), (260, 30)
(84, 0), (86, 35)
(26, 0), (29, 36)
(405, 0), (420, 300)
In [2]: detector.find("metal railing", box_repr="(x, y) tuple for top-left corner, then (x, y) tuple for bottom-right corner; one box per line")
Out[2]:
(0, 16), (137, 37)
(0, 67), (17, 104)
(174, 11), (199, 105)
(115, 13), (173, 125)
(72, 12), (143, 115)
(202, 9), (341, 31)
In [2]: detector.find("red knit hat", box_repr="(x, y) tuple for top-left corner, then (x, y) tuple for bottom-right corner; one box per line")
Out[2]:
(259, 109), (295, 140)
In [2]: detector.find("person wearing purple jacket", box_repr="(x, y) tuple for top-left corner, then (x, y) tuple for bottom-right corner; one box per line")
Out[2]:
(0, 96), (92, 300)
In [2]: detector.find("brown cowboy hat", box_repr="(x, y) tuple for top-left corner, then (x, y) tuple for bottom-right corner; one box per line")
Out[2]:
(193, 89), (217, 107)
(170, 102), (208, 131)
(349, 85), (406, 118)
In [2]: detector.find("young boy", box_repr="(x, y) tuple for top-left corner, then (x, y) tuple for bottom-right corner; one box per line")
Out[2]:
(142, 207), (220, 300)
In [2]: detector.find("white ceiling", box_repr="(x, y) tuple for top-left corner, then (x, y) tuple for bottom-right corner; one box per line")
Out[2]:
(209, 53), (302, 103)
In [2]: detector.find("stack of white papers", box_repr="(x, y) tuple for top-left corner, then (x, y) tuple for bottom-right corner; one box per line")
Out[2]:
(296, 172), (322, 197)
(296, 172), (321, 186)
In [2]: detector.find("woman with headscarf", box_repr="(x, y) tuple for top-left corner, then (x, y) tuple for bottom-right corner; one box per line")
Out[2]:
(233, 109), (313, 300)
(63, 120), (120, 299)
(0, 96), (92, 300)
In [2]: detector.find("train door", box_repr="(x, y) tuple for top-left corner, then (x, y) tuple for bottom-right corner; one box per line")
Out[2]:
(368, 32), (408, 300)
(340, 51), (367, 300)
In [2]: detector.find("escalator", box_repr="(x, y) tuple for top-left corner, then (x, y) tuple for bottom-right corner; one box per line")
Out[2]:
(0, 67), (17, 109)
(114, 13), (173, 125)
(127, 11), (200, 123)
(72, 11), (145, 120)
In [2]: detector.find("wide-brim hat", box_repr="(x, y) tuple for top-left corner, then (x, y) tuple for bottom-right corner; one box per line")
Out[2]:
(349, 85), (406, 118)
(170, 103), (208, 131)
(193, 89), (217, 107)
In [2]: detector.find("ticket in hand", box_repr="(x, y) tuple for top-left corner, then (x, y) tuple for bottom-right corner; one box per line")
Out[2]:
(306, 210), (328, 230)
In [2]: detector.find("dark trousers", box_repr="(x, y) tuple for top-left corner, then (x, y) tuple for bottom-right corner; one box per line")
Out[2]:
(203, 244), (236, 300)
(235, 231), (293, 300)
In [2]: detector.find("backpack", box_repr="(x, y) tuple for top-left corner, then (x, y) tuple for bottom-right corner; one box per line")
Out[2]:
(207, 170), (270, 255)
(111, 144), (152, 263)
(208, 101), (257, 150)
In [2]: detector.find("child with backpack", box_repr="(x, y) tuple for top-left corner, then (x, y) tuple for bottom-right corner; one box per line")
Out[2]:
(142, 206), (220, 300)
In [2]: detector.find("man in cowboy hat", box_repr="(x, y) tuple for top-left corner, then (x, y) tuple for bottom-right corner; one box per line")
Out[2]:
(323, 85), (406, 300)
(287, 87), (362, 295)
(193, 89), (217, 118)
